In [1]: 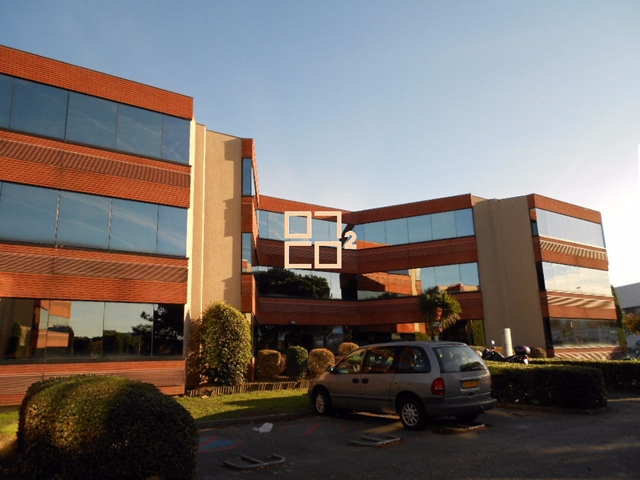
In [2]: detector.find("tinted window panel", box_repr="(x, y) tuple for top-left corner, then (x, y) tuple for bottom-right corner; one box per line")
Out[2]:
(46, 301), (104, 359)
(116, 105), (162, 158)
(66, 92), (117, 149)
(152, 304), (184, 356)
(110, 199), (158, 253)
(460, 262), (480, 289)
(0, 183), (58, 244)
(408, 215), (432, 243)
(56, 191), (110, 249)
(385, 217), (409, 245)
(363, 221), (386, 246)
(10, 79), (68, 139)
(242, 233), (253, 272)
(103, 302), (153, 356)
(157, 205), (187, 256)
(0, 74), (13, 128)
(434, 264), (459, 288)
(455, 209), (474, 236)
(420, 267), (437, 290)
(162, 115), (190, 164)
(242, 158), (255, 196)
(431, 211), (456, 240)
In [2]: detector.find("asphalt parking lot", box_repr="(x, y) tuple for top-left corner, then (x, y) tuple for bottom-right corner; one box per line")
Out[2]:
(197, 393), (640, 480)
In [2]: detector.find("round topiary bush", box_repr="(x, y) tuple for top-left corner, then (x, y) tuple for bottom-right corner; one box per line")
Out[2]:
(199, 301), (252, 386)
(308, 348), (335, 377)
(285, 346), (308, 379)
(18, 375), (198, 480)
(256, 349), (282, 380)
(338, 342), (359, 356)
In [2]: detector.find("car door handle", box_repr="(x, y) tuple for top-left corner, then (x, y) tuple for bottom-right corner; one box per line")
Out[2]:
(361, 378), (369, 384)
(352, 378), (359, 384)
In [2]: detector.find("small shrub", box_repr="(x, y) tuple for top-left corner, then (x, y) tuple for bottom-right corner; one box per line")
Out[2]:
(199, 301), (252, 386)
(308, 348), (335, 376)
(338, 342), (359, 356)
(286, 346), (308, 379)
(256, 349), (282, 380)
(18, 375), (198, 480)
(530, 347), (547, 359)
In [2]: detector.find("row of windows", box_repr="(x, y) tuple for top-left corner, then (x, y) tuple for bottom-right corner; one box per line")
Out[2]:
(0, 74), (190, 164)
(254, 263), (480, 301)
(549, 318), (619, 348)
(542, 262), (611, 297)
(1, 298), (184, 362)
(257, 208), (475, 248)
(532, 208), (605, 248)
(0, 182), (187, 256)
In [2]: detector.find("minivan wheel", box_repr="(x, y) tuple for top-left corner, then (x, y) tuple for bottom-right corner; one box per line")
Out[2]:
(398, 396), (426, 431)
(313, 388), (332, 416)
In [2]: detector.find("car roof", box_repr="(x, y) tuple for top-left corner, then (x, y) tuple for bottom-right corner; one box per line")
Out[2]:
(354, 340), (470, 349)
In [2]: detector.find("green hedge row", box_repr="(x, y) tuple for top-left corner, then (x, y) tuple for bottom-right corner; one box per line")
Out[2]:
(530, 358), (640, 391)
(488, 362), (608, 410)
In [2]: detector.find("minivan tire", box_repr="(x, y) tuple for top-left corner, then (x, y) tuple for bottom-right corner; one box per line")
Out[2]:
(398, 395), (427, 431)
(313, 388), (333, 416)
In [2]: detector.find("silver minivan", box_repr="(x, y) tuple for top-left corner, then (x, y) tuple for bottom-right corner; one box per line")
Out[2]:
(308, 341), (496, 430)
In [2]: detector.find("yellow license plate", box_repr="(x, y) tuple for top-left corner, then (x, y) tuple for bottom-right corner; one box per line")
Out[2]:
(461, 379), (479, 389)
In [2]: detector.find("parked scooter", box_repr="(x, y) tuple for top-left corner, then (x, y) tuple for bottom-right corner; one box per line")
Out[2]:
(482, 341), (530, 364)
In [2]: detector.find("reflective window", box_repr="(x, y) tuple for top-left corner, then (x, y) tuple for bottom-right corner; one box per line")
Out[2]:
(408, 215), (432, 243)
(335, 348), (365, 374)
(0, 73), (13, 128)
(161, 115), (190, 164)
(10, 79), (68, 139)
(157, 205), (187, 256)
(431, 211), (456, 240)
(242, 158), (256, 196)
(533, 209), (605, 248)
(396, 346), (431, 373)
(362, 347), (395, 374)
(385, 217), (409, 245)
(455, 209), (475, 237)
(0, 182), (58, 243)
(362, 221), (386, 246)
(110, 199), (158, 253)
(258, 210), (285, 241)
(0, 298), (184, 362)
(549, 318), (619, 347)
(56, 191), (111, 249)
(116, 104), (163, 158)
(542, 262), (611, 297)
(66, 92), (118, 149)
(242, 233), (254, 272)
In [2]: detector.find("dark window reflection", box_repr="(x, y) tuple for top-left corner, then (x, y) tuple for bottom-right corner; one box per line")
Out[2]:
(0, 73), (13, 128)
(10, 79), (68, 139)
(550, 318), (619, 347)
(66, 92), (118, 149)
(242, 158), (255, 196)
(0, 298), (183, 362)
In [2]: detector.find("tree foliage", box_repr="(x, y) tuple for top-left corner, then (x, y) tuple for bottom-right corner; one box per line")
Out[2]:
(255, 268), (331, 298)
(417, 286), (463, 340)
(199, 302), (252, 386)
(623, 313), (640, 335)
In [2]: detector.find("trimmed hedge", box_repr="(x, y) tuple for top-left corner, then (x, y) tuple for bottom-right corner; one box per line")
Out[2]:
(489, 362), (607, 410)
(308, 348), (335, 377)
(286, 346), (308, 379)
(18, 375), (198, 480)
(530, 358), (640, 391)
(256, 349), (282, 380)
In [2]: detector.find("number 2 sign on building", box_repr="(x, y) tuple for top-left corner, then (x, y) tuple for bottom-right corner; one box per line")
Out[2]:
(284, 211), (356, 269)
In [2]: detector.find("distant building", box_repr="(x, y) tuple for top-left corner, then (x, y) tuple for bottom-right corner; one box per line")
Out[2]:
(0, 46), (619, 404)
(617, 283), (640, 315)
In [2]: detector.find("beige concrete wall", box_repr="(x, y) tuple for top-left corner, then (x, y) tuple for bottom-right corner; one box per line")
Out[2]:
(474, 196), (546, 349)
(188, 128), (244, 321)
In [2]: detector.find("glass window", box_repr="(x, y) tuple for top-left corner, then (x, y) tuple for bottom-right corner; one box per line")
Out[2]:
(242, 233), (254, 272)
(550, 318), (619, 348)
(66, 92), (118, 149)
(110, 199), (158, 253)
(116, 104), (162, 158)
(56, 191), (111, 249)
(161, 115), (190, 164)
(460, 263), (480, 289)
(431, 211), (456, 240)
(408, 215), (432, 243)
(157, 205), (187, 256)
(0, 74), (13, 128)
(542, 262), (611, 297)
(258, 210), (285, 241)
(0, 183), (58, 244)
(103, 302), (153, 357)
(152, 304), (184, 356)
(242, 158), (255, 196)
(335, 348), (365, 374)
(396, 346), (431, 373)
(10, 79), (68, 139)
(45, 301), (104, 359)
(534, 209), (605, 248)
(420, 267), (437, 291)
(363, 221), (386, 246)
(434, 264), (460, 288)
(455, 209), (475, 237)
(362, 347), (395, 374)
(385, 217), (409, 245)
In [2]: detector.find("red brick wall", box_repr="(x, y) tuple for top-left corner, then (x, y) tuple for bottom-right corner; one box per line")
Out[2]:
(528, 194), (602, 223)
(0, 46), (193, 119)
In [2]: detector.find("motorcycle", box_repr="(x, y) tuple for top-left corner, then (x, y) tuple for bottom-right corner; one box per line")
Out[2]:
(482, 341), (530, 364)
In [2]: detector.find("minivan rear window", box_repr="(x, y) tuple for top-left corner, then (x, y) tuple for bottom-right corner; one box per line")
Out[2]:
(434, 346), (484, 372)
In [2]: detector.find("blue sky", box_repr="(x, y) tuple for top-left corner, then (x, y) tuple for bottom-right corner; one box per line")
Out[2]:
(1, 0), (638, 286)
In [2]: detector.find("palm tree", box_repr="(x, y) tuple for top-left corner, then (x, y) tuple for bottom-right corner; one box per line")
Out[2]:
(417, 286), (463, 341)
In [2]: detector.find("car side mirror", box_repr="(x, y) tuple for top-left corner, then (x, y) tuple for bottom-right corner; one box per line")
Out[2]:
(327, 365), (335, 373)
